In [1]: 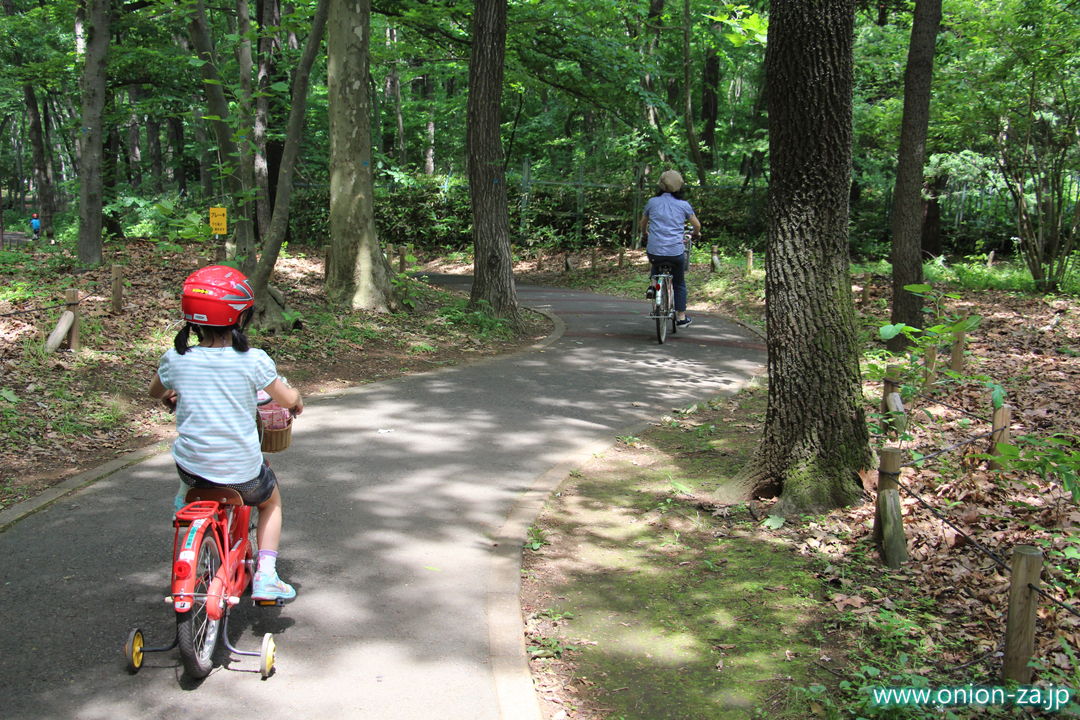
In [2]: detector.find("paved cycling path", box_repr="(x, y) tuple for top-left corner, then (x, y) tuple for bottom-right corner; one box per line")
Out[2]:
(0, 277), (764, 720)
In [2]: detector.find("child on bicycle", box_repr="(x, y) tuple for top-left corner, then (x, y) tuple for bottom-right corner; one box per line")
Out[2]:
(640, 170), (701, 328)
(149, 265), (303, 601)
(29, 213), (41, 241)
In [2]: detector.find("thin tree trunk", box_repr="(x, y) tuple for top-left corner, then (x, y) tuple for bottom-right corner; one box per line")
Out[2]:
(748, 0), (871, 513)
(325, 0), (396, 311)
(188, 0), (258, 271)
(248, 0), (329, 328)
(77, 0), (110, 266)
(254, 0), (282, 240)
(467, 0), (520, 325)
(887, 0), (941, 351)
(681, 0), (707, 185)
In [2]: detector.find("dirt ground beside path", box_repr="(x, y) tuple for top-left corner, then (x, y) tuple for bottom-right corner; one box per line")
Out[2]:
(0, 245), (549, 512)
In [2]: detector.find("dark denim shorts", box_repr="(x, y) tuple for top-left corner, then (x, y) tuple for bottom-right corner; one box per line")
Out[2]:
(176, 462), (277, 506)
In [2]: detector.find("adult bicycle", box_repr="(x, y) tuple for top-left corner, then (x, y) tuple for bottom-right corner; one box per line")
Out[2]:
(648, 262), (678, 344)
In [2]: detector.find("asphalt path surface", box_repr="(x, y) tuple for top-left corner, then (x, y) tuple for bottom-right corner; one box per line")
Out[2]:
(0, 277), (764, 720)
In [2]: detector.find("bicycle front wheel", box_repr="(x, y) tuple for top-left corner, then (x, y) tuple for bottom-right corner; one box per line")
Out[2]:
(177, 533), (222, 678)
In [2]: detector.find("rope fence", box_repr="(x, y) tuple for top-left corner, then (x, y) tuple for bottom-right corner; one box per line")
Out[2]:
(872, 370), (1079, 684)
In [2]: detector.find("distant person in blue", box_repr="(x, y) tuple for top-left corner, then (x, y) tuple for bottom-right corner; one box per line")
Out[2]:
(639, 170), (701, 328)
(29, 213), (41, 241)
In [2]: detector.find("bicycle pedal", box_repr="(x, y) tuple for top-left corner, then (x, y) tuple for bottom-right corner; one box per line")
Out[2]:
(254, 598), (286, 607)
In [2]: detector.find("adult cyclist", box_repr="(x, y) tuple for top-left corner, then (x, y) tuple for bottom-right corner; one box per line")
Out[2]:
(640, 170), (701, 328)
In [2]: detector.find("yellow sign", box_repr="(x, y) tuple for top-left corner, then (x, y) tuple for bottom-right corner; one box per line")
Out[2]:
(209, 207), (227, 234)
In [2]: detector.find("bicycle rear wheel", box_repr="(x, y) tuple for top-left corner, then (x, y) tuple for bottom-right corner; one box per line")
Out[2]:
(177, 533), (222, 678)
(655, 278), (669, 344)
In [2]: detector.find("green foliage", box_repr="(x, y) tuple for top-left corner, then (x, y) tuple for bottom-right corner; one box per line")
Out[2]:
(992, 434), (1080, 503)
(434, 298), (512, 340)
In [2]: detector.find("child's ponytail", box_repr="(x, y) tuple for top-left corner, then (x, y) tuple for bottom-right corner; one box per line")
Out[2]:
(174, 324), (194, 355)
(231, 327), (250, 352)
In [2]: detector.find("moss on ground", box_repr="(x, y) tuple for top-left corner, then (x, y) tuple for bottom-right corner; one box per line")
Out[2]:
(523, 384), (838, 719)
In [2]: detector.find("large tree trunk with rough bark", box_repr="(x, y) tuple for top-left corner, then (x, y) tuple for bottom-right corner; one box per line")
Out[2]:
(466, 0), (520, 324)
(325, 0), (396, 312)
(746, 0), (871, 514)
(77, 0), (110, 266)
(887, 0), (941, 352)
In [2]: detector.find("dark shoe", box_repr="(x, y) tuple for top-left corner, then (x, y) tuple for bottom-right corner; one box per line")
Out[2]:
(645, 287), (656, 300)
(676, 317), (693, 328)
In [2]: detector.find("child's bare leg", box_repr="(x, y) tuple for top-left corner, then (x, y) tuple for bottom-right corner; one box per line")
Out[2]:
(256, 486), (283, 553)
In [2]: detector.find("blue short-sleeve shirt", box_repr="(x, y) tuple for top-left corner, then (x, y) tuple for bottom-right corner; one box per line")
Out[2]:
(643, 193), (696, 256)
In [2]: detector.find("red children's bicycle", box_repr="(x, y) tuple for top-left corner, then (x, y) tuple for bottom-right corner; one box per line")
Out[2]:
(124, 485), (278, 679)
(124, 398), (294, 679)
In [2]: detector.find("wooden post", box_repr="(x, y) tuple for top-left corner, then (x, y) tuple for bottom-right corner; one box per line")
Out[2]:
(563, 253), (572, 273)
(1002, 545), (1043, 684)
(398, 245), (407, 273)
(861, 280), (871, 305)
(111, 264), (123, 313)
(986, 250), (995, 268)
(949, 331), (965, 372)
(881, 365), (901, 436)
(618, 246), (625, 268)
(710, 245), (721, 273)
(923, 345), (938, 387)
(990, 404), (1012, 470)
(590, 246), (598, 270)
(745, 249), (753, 275)
(65, 288), (80, 351)
(873, 447), (908, 568)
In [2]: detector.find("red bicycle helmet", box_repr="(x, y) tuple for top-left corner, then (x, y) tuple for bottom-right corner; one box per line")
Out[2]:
(32, 213), (38, 218)
(181, 265), (255, 326)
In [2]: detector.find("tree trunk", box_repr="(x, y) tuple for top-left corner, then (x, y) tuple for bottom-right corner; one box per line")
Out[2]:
(887, 0), (941, 352)
(325, 0), (396, 311)
(188, 0), (258, 272)
(23, 87), (57, 238)
(248, 0), (328, 330)
(254, 0), (282, 241)
(466, 0), (520, 325)
(681, 0), (707, 186)
(701, 41), (719, 168)
(748, 0), (871, 513)
(77, 0), (111, 266)
(642, 0), (667, 163)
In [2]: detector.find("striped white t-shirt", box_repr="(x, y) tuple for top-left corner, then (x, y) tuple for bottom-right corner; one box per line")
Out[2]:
(157, 346), (278, 483)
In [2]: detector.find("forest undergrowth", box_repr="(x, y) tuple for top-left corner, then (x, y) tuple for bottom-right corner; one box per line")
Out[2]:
(0, 239), (548, 512)
(501, 247), (1080, 718)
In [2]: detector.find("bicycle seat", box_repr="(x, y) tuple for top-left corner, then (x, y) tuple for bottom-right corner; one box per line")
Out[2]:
(184, 488), (245, 506)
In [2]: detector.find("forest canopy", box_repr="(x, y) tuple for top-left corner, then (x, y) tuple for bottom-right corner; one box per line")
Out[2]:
(0, 0), (1076, 290)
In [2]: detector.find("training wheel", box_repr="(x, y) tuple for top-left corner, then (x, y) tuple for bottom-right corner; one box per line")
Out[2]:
(259, 633), (276, 679)
(124, 628), (145, 674)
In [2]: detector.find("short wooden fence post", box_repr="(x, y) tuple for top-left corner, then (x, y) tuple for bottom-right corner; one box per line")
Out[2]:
(710, 245), (721, 273)
(990, 404), (1012, 470)
(950, 331), (966, 372)
(1002, 545), (1043, 684)
(873, 447), (908, 568)
(861, 279), (871, 305)
(590, 246), (598, 270)
(563, 253), (572, 273)
(398, 245), (408, 273)
(618, 246), (625, 269)
(111, 264), (124, 313)
(881, 365), (903, 437)
(745, 249), (754, 276)
(65, 288), (80, 351)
